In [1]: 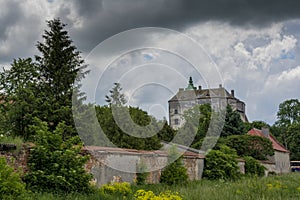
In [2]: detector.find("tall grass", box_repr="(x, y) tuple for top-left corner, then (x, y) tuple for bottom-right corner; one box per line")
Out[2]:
(17, 173), (300, 200)
(136, 173), (300, 200)
(0, 135), (23, 155)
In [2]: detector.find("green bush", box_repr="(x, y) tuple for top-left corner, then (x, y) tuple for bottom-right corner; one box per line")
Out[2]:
(244, 156), (265, 177)
(23, 119), (92, 193)
(0, 157), (27, 199)
(160, 146), (188, 185)
(134, 189), (183, 200)
(100, 182), (132, 197)
(136, 160), (149, 185)
(203, 145), (241, 180)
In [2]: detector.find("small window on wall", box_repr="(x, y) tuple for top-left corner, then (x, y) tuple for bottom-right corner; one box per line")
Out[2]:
(174, 109), (178, 114)
(174, 119), (179, 125)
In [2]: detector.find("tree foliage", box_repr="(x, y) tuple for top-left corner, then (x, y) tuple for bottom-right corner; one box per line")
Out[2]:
(273, 99), (300, 157)
(244, 120), (270, 132)
(105, 83), (127, 106)
(224, 135), (274, 160)
(35, 18), (88, 131)
(0, 18), (88, 140)
(160, 146), (188, 185)
(243, 156), (265, 177)
(179, 104), (211, 146)
(203, 145), (240, 180)
(221, 105), (245, 137)
(0, 157), (27, 199)
(286, 122), (300, 160)
(275, 99), (300, 127)
(0, 58), (39, 139)
(23, 118), (92, 193)
(96, 105), (165, 150)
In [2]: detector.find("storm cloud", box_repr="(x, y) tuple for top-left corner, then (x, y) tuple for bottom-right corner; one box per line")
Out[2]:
(49, 0), (300, 52)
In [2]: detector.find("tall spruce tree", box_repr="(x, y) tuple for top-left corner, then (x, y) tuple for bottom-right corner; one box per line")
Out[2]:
(35, 18), (88, 132)
(221, 105), (245, 137)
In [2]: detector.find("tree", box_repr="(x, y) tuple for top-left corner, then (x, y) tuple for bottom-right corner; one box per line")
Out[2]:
(0, 58), (39, 139)
(273, 99), (300, 149)
(96, 105), (163, 150)
(244, 120), (270, 132)
(23, 118), (92, 193)
(221, 105), (245, 137)
(203, 145), (240, 180)
(243, 156), (265, 177)
(160, 146), (188, 185)
(286, 122), (300, 160)
(105, 83), (127, 106)
(275, 99), (300, 127)
(224, 135), (274, 160)
(179, 104), (212, 146)
(35, 18), (88, 131)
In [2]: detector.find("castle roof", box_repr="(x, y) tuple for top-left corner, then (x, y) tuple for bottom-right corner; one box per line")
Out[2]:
(168, 86), (232, 102)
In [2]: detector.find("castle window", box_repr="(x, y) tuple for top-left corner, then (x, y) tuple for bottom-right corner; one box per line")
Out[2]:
(174, 109), (178, 114)
(174, 119), (179, 125)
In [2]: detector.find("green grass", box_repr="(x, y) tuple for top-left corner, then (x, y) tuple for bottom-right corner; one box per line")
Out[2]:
(16, 173), (300, 200)
(0, 135), (23, 155)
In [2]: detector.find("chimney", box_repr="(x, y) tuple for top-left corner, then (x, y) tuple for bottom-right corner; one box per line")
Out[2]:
(262, 127), (270, 138)
(198, 85), (202, 90)
(231, 90), (235, 97)
(219, 84), (222, 88)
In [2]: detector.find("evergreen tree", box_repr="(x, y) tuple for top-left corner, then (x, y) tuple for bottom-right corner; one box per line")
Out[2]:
(221, 105), (245, 137)
(160, 146), (188, 185)
(35, 18), (88, 131)
(105, 83), (127, 106)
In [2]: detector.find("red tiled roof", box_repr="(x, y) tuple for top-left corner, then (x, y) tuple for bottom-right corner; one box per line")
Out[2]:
(247, 128), (289, 153)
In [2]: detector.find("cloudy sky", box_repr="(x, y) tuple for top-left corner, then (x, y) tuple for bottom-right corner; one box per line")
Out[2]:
(1, 0), (300, 125)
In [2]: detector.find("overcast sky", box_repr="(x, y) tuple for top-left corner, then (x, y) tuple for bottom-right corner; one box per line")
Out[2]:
(1, 0), (300, 125)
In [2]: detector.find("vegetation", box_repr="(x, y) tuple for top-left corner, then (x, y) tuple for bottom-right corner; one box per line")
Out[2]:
(0, 135), (23, 155)
(221, 105), (245, 137)
(203, 145), (240, 180)
(160, 146), (188, 185)
(7, 173), (300, 199)
(0, 18), (88, 140)
(272, 99), (300, 160)
(1, 17), (299, 200)
(0, 157), (27, 199)
(23, 119), (92, 193)
(100, 182), (132, 197)
(243, 156), (265, 177)
(223, 134), (274, 160)
(136, 160), (149, 185)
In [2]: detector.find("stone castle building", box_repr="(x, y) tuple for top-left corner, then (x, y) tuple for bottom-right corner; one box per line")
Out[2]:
(168, 77), (247, 129)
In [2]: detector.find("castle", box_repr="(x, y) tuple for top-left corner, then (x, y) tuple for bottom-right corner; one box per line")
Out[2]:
(168, 77), (247, 129)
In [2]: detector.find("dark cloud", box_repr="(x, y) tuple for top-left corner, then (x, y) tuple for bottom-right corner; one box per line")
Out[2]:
(0, 1), (22, 40)
(54, 0), (300, 52)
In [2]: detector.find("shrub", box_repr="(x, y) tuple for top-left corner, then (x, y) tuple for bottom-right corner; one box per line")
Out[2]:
(134, 189), (183, 200)
(100, 182), (132, 196)
(203, 145), (241, 180)
(244, 156), (265, 177)
(160, 146), (188, 185)
(23, 119), (92, 193)
(0, 157), (26, 199)
(136, 160), (149, 185)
